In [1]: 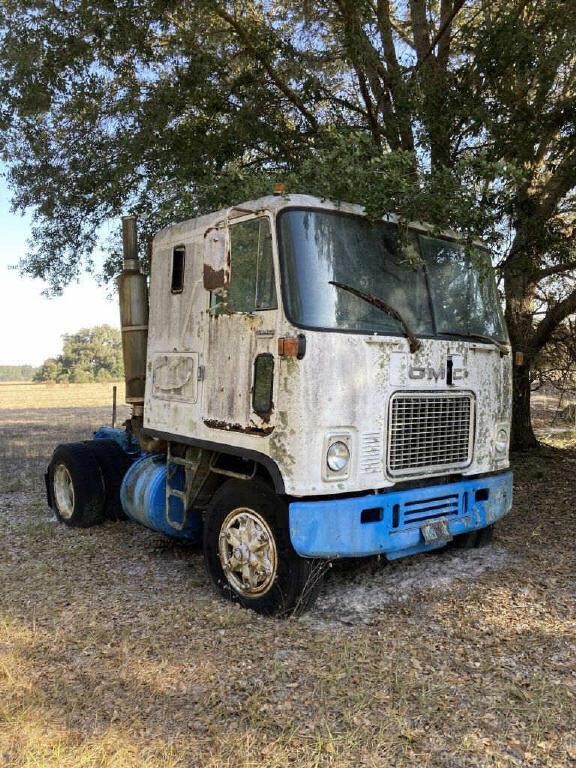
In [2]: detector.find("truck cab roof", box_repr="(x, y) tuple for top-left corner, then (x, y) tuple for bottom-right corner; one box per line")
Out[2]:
(153, 193), (480, 249)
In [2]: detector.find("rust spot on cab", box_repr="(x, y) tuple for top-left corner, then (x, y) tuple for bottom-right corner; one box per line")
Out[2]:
(203, 418), (274, 436)
(203, 264), (227, 292)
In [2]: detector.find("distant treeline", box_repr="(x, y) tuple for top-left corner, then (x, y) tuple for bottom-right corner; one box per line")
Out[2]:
(0, 365), (38, 382)
(34, 325), (124, 383)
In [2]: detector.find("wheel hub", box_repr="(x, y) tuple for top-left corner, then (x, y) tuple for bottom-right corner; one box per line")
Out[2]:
(53, 463), (75, 519)
(218, 508), (278, 597)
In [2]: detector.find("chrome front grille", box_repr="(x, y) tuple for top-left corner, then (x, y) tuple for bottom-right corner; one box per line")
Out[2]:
(387, 392), (474, 476)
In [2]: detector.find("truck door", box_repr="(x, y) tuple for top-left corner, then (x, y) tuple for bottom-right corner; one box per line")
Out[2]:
(203, 215), (278, 434)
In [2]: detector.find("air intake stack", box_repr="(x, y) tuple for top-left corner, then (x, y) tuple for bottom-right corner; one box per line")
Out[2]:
(118, 215), (148, 410)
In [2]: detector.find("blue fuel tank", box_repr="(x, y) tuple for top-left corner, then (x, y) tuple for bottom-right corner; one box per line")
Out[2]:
(120, 454), (202, 541)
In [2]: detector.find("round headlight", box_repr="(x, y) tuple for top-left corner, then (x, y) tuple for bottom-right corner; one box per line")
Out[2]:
(495, 428), (508, 453)
(327, 441), (350, 472)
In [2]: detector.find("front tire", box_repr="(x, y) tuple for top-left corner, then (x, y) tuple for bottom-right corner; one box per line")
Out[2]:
(47, 443), (106, 528)
(203, 480), (324, 617)
(452, 523), (495, 549)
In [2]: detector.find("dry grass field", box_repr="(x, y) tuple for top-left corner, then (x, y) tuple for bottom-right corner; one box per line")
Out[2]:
(0, 383), (575, 767)
(0, 381), (127, 410)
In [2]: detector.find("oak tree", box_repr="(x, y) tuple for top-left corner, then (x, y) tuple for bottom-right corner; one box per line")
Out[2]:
(1, 0), (575, 446)
(34, 325), (123, 382)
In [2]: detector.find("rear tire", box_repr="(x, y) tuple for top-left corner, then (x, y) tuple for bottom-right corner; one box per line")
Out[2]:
(452, 530), (479, 549)
(83, 439), (133, 521)
(48, 443), (106, 527)
(452, 524), (495, 549)
(203, 480), (324, 617)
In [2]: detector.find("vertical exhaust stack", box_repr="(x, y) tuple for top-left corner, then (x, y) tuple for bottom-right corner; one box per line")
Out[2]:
(118, 215), (149, 412)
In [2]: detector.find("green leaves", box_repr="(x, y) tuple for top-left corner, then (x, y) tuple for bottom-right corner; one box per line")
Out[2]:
(0, 0), (574, 303)
(34, 325), (123, 383)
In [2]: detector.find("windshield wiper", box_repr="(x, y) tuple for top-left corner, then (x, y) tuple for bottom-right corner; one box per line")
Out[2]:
(443, 331), (510, 355)
(329, 280), (422, 353)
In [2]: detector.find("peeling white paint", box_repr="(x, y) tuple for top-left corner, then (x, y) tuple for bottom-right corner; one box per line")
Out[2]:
(143, 195), (511, 497)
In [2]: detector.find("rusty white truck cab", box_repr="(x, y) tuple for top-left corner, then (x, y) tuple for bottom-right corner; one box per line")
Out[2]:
(47, 193), (513, 617)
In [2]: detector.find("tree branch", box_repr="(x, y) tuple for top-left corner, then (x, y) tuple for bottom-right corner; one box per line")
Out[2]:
(333, 0), (403, 149)
(412, 0), (466, 72)
(533, 261), (576, 281)
(536, 149), (576, 222)
(375, 0), (415, 150)
(376, 0), (403, 79)
(437, 0), (455, 65)
(326, 93), (372, 118)
(355, 67), (383, 147)
(388, 15), (417, 49)
(533, 285), (576, 351)
(409, 0), (432, 63)
(214, 6), (319, 131)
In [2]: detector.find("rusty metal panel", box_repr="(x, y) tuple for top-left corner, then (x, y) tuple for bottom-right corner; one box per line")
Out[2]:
(203, 229), (230, 292)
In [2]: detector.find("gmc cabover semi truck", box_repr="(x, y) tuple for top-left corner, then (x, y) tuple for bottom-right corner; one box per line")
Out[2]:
(46, 194), (513, 616)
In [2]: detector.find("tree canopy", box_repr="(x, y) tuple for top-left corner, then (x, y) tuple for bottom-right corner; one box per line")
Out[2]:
(1, 0), (575, 445)
(34, 325), (123, 383)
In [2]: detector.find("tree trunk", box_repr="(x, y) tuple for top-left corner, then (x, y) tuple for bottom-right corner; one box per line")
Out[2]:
(511, 359), (539, 450)
(503, 242), (540, 451)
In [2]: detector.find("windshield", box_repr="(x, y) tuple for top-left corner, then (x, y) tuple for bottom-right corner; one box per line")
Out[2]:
(278, 209), (508, 343)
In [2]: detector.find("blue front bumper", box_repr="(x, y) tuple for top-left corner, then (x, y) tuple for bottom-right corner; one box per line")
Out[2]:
(289, 471), (513, 560)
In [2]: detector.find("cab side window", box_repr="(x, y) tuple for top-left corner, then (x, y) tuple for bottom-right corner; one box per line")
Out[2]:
(171, 246), (185, 293)
(227, 218), (277, 312)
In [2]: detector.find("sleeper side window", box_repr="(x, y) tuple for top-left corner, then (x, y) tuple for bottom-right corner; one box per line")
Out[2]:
(171, 246), (185, 293)
(226, 218), (277, 312)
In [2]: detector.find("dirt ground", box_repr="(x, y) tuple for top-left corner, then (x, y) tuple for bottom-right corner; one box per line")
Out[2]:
(531, 389), (576, 435)
(0, 388), (575, 767)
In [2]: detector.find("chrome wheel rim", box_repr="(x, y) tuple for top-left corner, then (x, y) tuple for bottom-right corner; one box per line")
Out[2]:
(218, 508), (278, 597)
(53, 464), (75, 519)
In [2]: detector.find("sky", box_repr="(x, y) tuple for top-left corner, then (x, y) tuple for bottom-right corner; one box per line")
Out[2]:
(0, 172), (121, 366)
